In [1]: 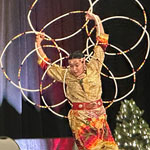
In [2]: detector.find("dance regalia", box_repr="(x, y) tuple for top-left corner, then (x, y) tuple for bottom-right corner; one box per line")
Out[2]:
(38, 33), (119, 150)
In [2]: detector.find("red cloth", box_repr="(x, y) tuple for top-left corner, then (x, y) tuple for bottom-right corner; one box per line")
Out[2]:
(47, 137), (74, 150)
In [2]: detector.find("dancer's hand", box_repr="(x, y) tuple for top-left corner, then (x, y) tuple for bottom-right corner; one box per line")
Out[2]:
(35, 32), (48, 61)
(85, 12), (104, 35)
(85, 12), (98, 21)
(36, 33), (45, 44)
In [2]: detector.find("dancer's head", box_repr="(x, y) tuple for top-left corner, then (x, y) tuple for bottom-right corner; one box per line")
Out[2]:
(68, 51), (86, 77)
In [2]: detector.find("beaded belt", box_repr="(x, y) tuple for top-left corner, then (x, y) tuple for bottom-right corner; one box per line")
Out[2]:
(72, 99), (103, 110)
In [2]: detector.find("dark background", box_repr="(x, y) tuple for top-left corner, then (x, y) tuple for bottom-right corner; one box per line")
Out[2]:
(0, 0), (149, 139)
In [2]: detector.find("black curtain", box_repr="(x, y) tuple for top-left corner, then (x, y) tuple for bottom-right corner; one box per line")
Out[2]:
(0, 0), (150, 139)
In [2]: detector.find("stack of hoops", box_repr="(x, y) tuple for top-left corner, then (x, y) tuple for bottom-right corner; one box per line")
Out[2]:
(0, 0), (149, 118)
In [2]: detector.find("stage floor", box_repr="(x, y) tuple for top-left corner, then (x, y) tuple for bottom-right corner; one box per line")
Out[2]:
(15, 137), (77, 150)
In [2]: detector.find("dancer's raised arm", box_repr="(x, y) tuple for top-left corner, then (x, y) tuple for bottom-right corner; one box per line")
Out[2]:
(85, 12), (109, 71)
(35, 33), (66, 82)
(86, 12), (104, 36)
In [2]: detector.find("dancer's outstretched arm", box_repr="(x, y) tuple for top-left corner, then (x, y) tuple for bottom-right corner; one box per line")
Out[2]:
(35, 33), (66, 82)
(85, 12), (109, 71)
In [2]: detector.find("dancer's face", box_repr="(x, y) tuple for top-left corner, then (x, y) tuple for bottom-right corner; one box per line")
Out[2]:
(68, 58), (85, 77)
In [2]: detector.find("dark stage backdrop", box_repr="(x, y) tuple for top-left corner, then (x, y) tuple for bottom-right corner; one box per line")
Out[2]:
(0, 0), (150, 140)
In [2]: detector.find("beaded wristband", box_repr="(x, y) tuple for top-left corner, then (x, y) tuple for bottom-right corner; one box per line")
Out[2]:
(96, 33), (109, 51)
(37, 56), (50, 70)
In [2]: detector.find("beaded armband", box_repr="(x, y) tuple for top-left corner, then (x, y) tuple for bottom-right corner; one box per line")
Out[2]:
(37, 56), (50, 70)
(96, 33), (109, 51)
